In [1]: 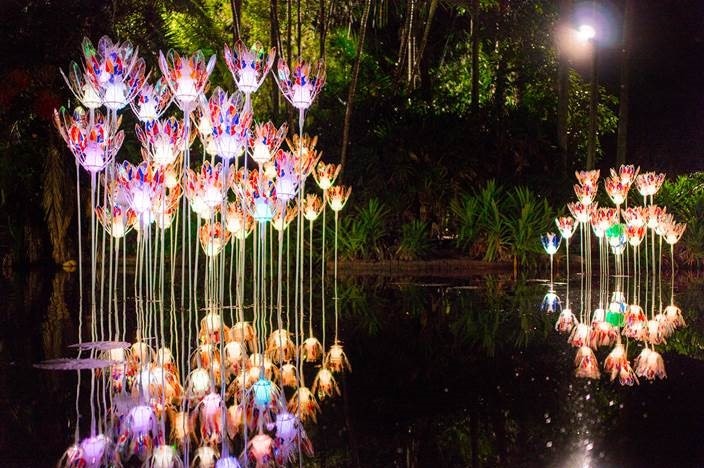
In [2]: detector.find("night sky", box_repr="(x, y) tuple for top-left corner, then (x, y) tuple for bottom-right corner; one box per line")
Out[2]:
(598, 0), (704, 173)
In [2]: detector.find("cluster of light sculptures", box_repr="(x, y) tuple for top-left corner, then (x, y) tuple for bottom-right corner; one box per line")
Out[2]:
(542, 166), (687, 386)
(45, 34), (353, 467)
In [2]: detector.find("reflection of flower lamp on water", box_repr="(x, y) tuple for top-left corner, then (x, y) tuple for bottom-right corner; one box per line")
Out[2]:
(541, 232), (562, 313)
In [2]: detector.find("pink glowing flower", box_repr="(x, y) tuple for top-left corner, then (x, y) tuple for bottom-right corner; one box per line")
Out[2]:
(612, 164), (640, 186)
(622, 206), (646, 228)
(635, 171), (666, 197)
(136, 117), (186, 167)
(199, 222), (231, 257)
(604, 175), (629, 205)
(590, 207), (617, 237)
(604, 343), (639, 386)
(567, 201), (596, 224)
(664, 221), (686, 245)
(273, 150), (300, 201)
(225, 202), (254, 239)
(81, 36), (148, 110)
(286, 134), (321, 178)
(276, 58), (326, 110)
(575, 169), (600, 188)
(622, 304), (647, 340)
(314, 161), (342, 191)
(644, 205), (665, 229)
(131, 77), (172, 122)
(250, 121), (288, 165)
(589, 320), (618, 348)
(327, 185), (352, 212)
(207, 88), (252, 160)
(568, 323), (590, 348)
(303, 194), (323, 221)
(95, 205), (136, 238)
(574, 346), (601, 379)
(60, 61), (102, 109)
(626, 225), (646, 247)
(634, 347), (667, 381)
(185, 161), (226, 217)
(158, 49), (216, 110)
(224, 40), (276, 95)
(248, 433), (275, 466)
(54, 107), (124, 173)
(234, 168), (276, 222)
(555, 308), (577, 334)
(555, 216), (575, 239)
(574, 183), (597, 205)
(115, 161), (165, 222)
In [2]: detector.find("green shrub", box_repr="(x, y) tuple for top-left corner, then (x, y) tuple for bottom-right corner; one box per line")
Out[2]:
(396, 220), (431, 260)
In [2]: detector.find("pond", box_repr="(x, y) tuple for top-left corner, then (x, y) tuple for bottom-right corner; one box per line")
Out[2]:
(1, 269), (704, 467)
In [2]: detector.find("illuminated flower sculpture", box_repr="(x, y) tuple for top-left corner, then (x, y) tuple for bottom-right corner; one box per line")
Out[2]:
(549, 165), (687, 387)
(54, 108), (124, 173)
(635, 171), (666, 197)
(95, 205), (136, 239)
(158, 49), (216, 110)
(136, 117), (185, 167)
(82, 36), (147, 110)
(250, 121), (288, 166)
(116, 161), (164, 225)
(60, 61), (102, 109)
(131, 77), (172, 122)
(207, 87), (252, 160)
(540, 232), (562, 314)
(276, 58), (326, 110)
(314, 161), (342, 191)
(224, 40), (276, 96)
(52, 33), (353, 468)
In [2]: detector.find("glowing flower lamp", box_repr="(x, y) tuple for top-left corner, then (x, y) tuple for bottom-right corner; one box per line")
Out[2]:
(224, 40), (276, 95)
(136, 117), (185, 167)
(158, 50), (216, 111)
(55, 107), (124, 173)
(131, 77), (172, 122)
(314, 162), (342, 191)
(250, 121), (288, 166)
(207, 87), (252, 160)
(276, 58), (326, 110)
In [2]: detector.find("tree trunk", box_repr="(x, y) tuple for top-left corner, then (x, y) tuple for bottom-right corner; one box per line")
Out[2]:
(493, 0), (509, 176)
(319, 0), (326, 59)
(42, 143), (74, 264)
(412, 0), (439, 88)
(296, 0), (301, 57)
(558, 0), (572, 174)
(586, 43), (598, 169)
(339, 0), (372, 172)
(471, 0), (480, 113)
(229, 0), (241, 42)
(616, 0), (633, 166)
(270, 0), (282, 119)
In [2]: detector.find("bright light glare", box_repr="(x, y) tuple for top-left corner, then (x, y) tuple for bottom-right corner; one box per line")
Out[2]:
(577, 24), (596, 42)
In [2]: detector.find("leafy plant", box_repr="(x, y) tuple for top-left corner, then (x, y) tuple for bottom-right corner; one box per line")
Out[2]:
(450, 194), (479, 251)
(396, 220), (431, 260)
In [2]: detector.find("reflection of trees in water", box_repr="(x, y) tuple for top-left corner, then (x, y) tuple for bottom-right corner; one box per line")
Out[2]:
(330, 275), (626, 467)
(42, 271), (71, 362)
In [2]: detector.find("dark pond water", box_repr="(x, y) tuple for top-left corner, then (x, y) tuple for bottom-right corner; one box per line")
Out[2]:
(1, 269), (704, 467)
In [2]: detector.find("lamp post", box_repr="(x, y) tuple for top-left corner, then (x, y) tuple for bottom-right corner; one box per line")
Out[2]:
(577, 22), (598, 170)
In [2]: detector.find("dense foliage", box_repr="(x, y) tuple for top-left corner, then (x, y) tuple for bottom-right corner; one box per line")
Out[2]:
(1, 0), (699, 268)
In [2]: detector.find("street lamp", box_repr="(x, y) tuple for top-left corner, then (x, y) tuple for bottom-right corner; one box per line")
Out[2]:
(575, 22), (599, 170)
(577, 24), (596, 42)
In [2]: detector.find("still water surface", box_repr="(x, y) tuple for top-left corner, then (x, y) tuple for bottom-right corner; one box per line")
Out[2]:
(1, 270), (703, 467)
